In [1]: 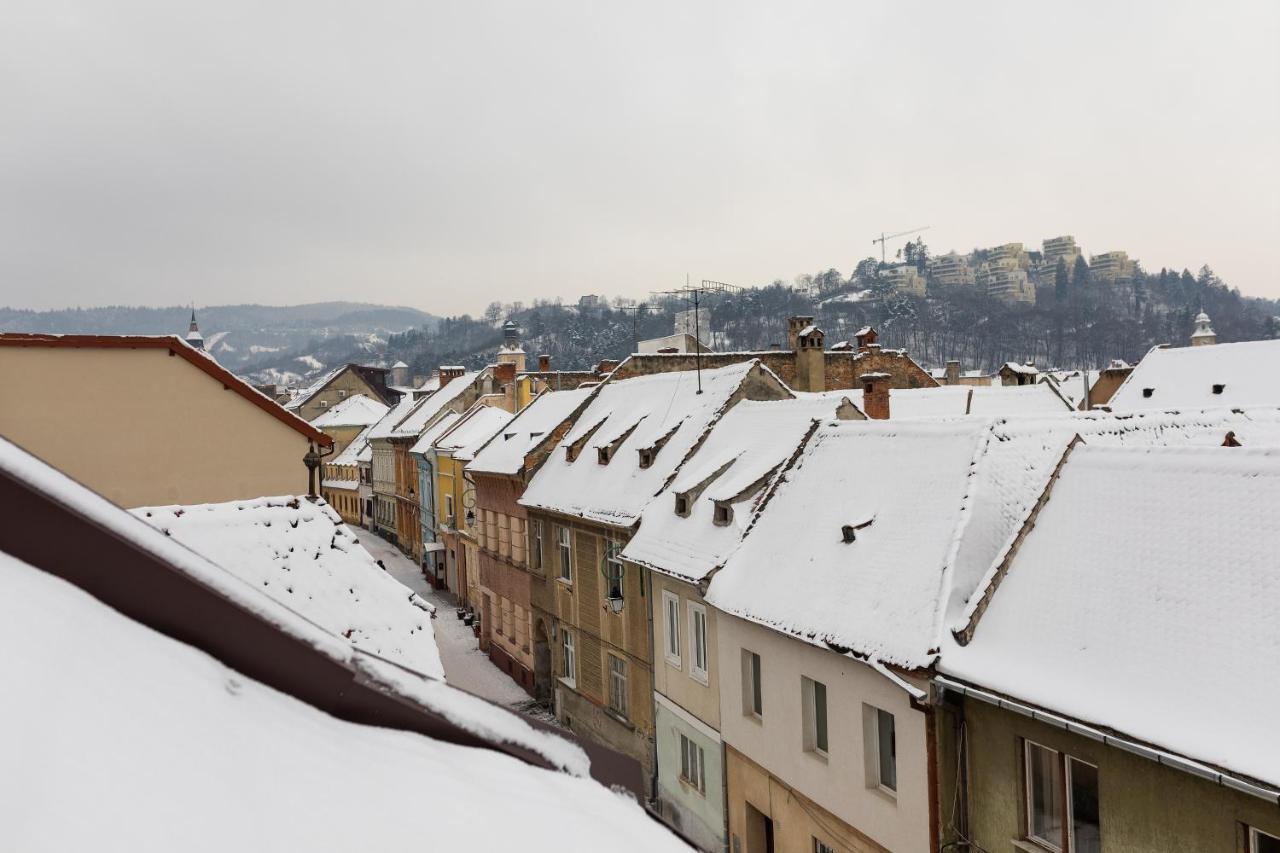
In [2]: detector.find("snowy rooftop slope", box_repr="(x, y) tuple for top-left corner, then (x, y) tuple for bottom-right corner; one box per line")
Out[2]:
(408, 410), (461, 455)
(622, 396), (853, 582)
(1109, 339), (1280, 411)
(0, 437), (586, 775)
(1040, 369), (1099, 410)
(943, 407), (1280, 627)
(708, 420), (990, 670)
(0, 555), (691, 853)
(391, 372), (479, 438)
(284, 366), (342, 411)
(132, 497), (445, 681)
(367, 395), (418, 440)
(520, 361), (765, 527)
(330, 424), (375, 467)
(468, 387), (595, 477)
(310, 393), (390, 428)
(943, 445), (1280, 790)
(434, 405), (515, 462)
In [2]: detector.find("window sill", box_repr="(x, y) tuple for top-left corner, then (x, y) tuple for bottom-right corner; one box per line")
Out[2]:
(664, 656), (683, 671)
(743, 711), (763, 725)
(677, 777), (707, 798)
(804, 749), (829, 765)
(867, 784), (898, 805)
(555, 577), (573, 590)
(689, 670), (709, 687)
(1011, 839), (1058, 853)
(557, 677), (576, 691)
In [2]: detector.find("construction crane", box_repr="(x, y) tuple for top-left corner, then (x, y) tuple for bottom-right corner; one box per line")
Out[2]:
(872, 226), (931, 264)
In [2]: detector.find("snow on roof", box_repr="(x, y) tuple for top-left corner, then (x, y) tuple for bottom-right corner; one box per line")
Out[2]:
(1109, 339), (1280, 411)
(408, 410), (462, 455)
(284, 366), (344, 411)
(1040, 369), (1099, 409)
(0, 554), (690, 852)
(433, 405), (515, 462)
(622, 396), (852, 582)
(132, 496), (445, 681)
(844, 384), (1074, 419)
(367, 395), (418, 440)
(1000, 361), (1039, 375)
(330, 424), (375, 466)
(310, 393), (390, 428)
(520, 361), (765, 527)
(942, 444), (1280, 790)
(390, 372), (480, 438)
(707, 419), (991, 670)
(0, 436), (585, 775)
(468, 387), (595, 477)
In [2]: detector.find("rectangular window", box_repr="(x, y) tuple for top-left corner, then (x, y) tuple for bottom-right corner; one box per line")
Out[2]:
(802, 677), (828, 755)
(872, 707), (897, 793)
(607, 654), (628, 718)
(558, 526), (572, 582)
(1023, 741), (1101, 853)
(1025, 741), (1064, 850)
(742, 650), (762, 717)
(531, 519), (543, 570)
(1067, 758), (1100, 853)
(813, 840), (836, 853)
(688, 602), (708, 683)
(1253, 829), (1280, 853)
(444, 494), (455, 527)
(605, 539), (624, 601)
(679, 732), (706, 795)
(662, 591), (681, 666)
(561, 630), (576, 686)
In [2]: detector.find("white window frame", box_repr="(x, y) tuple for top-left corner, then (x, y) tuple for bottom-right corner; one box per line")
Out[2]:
(1251, 827), (1280, 853)
(530, 519), (543, 571)
(813, 839), (836, 853)
(558, 526), (572, 582)
(662, 590), (681, 667)
(678, 731), (706, 795)
(605, 538), (624, 601)
(1066, 755), (1099, 853)
(444, 493), (455, 527)
(742, 649), (762, 718)
(867, 705), (897, 795)
(801, 676), (828, 757)
(560, 629), (576, 687)
(1024, 739), (1064, 852)
(607, 654), (628, 719)
(687, 602), (709, 684)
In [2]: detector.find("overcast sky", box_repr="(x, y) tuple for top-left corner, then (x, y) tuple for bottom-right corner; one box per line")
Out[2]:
(3, 0), (1278, 314)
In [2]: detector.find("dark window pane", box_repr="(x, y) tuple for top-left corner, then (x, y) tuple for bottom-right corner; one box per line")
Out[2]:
(877, 708), (897, 791)
(813, 681), (828, 752)
(1253, 830), (1280, 853)
(751, 653), (762, 715)
(1069, 759), (1100, 853)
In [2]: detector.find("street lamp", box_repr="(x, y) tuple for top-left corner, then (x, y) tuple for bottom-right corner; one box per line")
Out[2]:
(602, 545), (625, 614)
(303, 443), (324, 498)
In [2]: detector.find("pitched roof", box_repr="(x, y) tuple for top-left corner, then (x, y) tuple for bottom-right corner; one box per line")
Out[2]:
(942, 445), (1280, 792)
(285, 363), (396, 411)
(622, 395), (854, 582)
(389, 372), (480, 439)
(467, 387), (595, 477)
(519, 361), (776, 527)
(0, 333), (330, 447)
(1108, 339), (1280, 412)
(131, 496), (444, 680)
(408, 410), (462, 456)
(310, 393), (391, 428)
(367, 395), (419, 441)
(329, 424), (375, 467)
(432, 405), (515, 463)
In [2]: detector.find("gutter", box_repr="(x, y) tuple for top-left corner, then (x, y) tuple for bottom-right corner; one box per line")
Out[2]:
(934, 675), (1280, 806)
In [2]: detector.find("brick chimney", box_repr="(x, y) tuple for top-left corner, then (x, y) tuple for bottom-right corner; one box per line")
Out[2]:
(794, 323), (826, 393)
(861, 371), (891, 419)
(854, 326), (879, 352)
(438, 366), (465, 387)
(538, 354), (551, 372)
(494, 362), (516, 412)
(596, 359), (620, 376)
(787, 316), (814, 352)
(945, 360), (961, 385)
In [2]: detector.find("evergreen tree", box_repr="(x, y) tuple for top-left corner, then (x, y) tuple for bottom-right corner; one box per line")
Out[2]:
(1071, 256), (1091, 290)
(1054, 258), (1069, 303)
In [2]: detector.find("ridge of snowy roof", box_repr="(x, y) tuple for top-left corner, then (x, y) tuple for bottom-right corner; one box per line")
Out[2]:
(940, 443), (1280, 791)
(330, 424), (375, 466)
(368, 396), (419, 440)
(390, 371), (480, 438)
(408, 410), (463, 455)
(432, 405), (515, 461)
(284, 366), (344, 410)
(310, 393), (391, 428)
(1108, 338), (1280, 412)
(467, 387), (595, 477)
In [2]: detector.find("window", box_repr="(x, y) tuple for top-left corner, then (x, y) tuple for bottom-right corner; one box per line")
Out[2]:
(638, 448), (654, 468)
(561, 630), (576, 686)
(813, 839), (836, 853)
(674, 493), (689, 516)
(866, 706), (897, 793)
(605, 540), (624, 601)
(1025, 742), (1063, 850)
(1024, 742), (1100, 852)
(319, 400), (329, 408)
(688, 602), (708, 683)
(662, 591), (681, 666)
(608, 655), (628, 718)
(679, 732), (706, 795)
(444, 494), (455, 527)
(1067, 757), (1100, 853)
(337, 389), (347, 397)
(742, 650), (762, 717)
(713, 503), (732, 526)
(531, 519), (543, 570)
(1252, 828), (1280, 853)
(558, 526), (572, 582)
(801, 677), (828, 755)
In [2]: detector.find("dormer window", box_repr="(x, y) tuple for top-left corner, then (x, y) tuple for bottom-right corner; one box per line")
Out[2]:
(638, 448), (654, 469)
(674, 494), (690, 517)
(1212, 383), (1225, 395)
(597, 446), (612, 465)
(713, 503), (733, 527)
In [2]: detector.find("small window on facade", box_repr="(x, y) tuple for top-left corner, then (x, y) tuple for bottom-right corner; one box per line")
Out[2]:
(713, 503), (732, 526)
(1142, 387), (1154, 398)
(813, 840), (836, 853)
(319, 400), (329, 408)
(561, 630), (576, 686)
(444, 494), (455, 527)
(663, 591), (681, 666)
(558, 526), (572, 582)
(742, 649), (762, 718)
(679, 732), (706, 795)
(530, 519), (543, 571)
(608, 654), (628, 718)
(688, 602), (708, 683)
(1212, 383), (1226, 395)
(605, 539), (624, 601)
(874, 707), (897, 793)
(1251, 827), (1280, 853)
(337, 389), (347, 397)
(802, 676), (828, 755)
(1024, 740), (1100, 852)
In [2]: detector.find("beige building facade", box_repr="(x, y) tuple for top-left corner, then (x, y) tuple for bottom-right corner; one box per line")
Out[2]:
(0, 334), (329, 508)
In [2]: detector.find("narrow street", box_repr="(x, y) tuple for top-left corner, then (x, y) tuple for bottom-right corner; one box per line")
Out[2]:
(352, 526), (554, 722)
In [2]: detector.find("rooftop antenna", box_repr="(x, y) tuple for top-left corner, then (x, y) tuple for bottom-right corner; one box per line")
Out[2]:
(615, 302), (649, 355)
(657, 276), (721, 394)
(872, 226), (931, 264)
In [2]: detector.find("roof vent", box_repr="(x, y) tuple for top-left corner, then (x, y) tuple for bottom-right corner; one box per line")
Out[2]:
(841, 517), (875, 543)
(1142, 388), (1155, 398)
(1212, 383), (1225, 395)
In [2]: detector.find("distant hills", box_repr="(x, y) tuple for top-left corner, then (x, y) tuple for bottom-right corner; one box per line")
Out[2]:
(0, 302), (435, 384)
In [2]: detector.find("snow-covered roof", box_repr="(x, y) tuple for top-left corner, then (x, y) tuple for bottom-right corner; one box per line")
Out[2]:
(467, 387), (595, 477)
(708, 419), (991, 670)
(520, 361), (773, 527)
(1040, 369), (1099, 409)
(851, 384), (1074, 419)
(330, 424), (375, 466)
(310, 393), (390, 428)
(1000, 361), (1039, 375)
(284, 366), (344, 411)
(408, 410), (462, 456)
(132, 496), (445, 681)
(1108, 339), (1280, 411)
(0, 553), (691, 852)
(390, 372), (480, 438)
(367, 395), (418, 441)
(622, 395), (855, 582)
(943, 444), (1280, 791)
(433, 405), (515, 463)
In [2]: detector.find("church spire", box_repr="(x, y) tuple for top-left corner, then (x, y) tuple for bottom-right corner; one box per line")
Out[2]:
(185, 307), (205, 351)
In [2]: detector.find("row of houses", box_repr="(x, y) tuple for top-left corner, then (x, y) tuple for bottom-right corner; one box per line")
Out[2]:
(303, 318), (1280, 852)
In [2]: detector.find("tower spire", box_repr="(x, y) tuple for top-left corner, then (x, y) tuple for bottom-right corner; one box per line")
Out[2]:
(185, 306), (205, 351)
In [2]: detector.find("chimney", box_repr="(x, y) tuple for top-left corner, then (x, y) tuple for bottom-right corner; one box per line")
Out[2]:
(438, 366), (465, 387)
(538, 353), (551, 372)
(945, 360), (961, 385)
(494, 362), (516, 412)
(596, 359), (620, 376)
(855, 326), (879, 352)
(860, 372), (891, 420)
(390, 361), (410, 387)
(794, 322), (826, 393)
(787, 316), (815, 352)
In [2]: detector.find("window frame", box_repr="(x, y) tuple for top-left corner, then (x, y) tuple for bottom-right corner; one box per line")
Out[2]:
(530, 519), (543, 571)
(1251, 827), (1280, 853)
(558, 526), (573, 583)
(662, 590), (681, 667)
(605, 538), (625, 602)
(870, 706), (897, 795)
(678, 731), (706, 795)
(1023, 739), (1065, 852)
(560, 628), (576, 687)
(688, 601), (709, 684)
(813, 839), (836, 853)
(607, 653), (628, 719)
(801, 676), (828, 757)
(742, 649), (762, 718)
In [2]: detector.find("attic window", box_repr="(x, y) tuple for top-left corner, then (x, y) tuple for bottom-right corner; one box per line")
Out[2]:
(337, 390), (347, 398)
(1142, 388), (1154, 398)
(597, 447), (612, 465)
(674, 494), (690, 517)
(713, 503), (733, 527)
(1212, 383), (1226, 395)
(319, 401), (329, 408)
(638, 448), (654, 469)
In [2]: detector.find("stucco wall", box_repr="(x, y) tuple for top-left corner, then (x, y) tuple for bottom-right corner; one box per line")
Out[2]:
(651, 574), (722, 729)
(949, 698), (1280, 852)
(0, 346), (310, 507)
(655, 699), (726, 851)
(717, 614), (932, 853)
(294, 369), (386, 423)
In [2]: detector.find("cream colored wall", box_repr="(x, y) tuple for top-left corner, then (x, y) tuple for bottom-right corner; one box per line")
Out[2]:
(650, 574), (721, 729)
(717, 613), (932, 853)
(0, 347), (310, 507)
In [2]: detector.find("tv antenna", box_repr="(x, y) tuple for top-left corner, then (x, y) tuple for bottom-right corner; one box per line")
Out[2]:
(656, 276), (717, 394)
